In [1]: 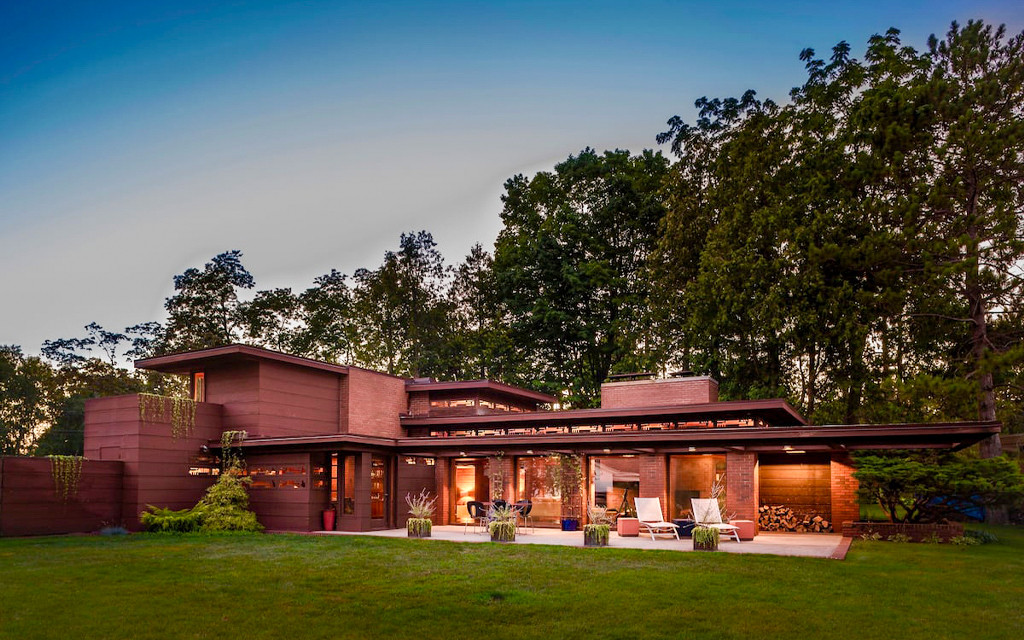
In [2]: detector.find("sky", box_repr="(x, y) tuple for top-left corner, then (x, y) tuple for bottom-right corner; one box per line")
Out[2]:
(2, 0), (1022, 356)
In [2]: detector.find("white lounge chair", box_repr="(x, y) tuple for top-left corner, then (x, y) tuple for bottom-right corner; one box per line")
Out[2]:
(633, 497), (680, 541)
(690, 498), (741, 543)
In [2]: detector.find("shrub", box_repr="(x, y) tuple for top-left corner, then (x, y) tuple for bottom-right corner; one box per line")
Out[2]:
(196, 471), (263, 533)
(860, 532), (882, 541)
(854, 452), (1024, 523)
(140, 506), (204, 533)
(99, 525), (129, 536)
(887, 533), (911, 543)
(950, 535), (981, 546)
(965, 529), (999, 544)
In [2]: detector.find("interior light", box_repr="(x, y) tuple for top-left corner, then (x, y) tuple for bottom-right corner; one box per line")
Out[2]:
(526, 449), (534, 454)
(786, 449), (806, 454)
(603, 448), (611, 454)
(688, 446), (696, 452)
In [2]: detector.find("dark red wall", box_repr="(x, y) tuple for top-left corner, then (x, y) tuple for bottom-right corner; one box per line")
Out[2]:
(395, 457), (438, 527)
(257, 360), (342, 437)
(0, 457), (123, 537)
(245, 451), (324, 531)
(84, 394), (224, 530)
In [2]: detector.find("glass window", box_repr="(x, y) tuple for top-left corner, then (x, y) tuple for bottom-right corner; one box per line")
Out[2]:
(589, 457), (640, 518)
(192, 372), (205, 402)
(452, 460), (488, 523)
(669, 455), (726, 520)
(517, 457), (565, 527)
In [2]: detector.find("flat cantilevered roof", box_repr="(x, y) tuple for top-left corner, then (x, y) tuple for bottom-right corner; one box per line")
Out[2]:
(210, 421), (1000, 455)
(405, 379), (558, 404)
(135, 344), (351, 375)
(401, 398), (808, 428)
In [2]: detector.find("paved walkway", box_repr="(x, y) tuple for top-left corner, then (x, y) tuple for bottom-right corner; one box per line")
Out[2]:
(314, 525), (849, 559)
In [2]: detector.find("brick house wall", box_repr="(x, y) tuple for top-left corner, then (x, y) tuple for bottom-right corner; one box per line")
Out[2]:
(638, 455), (669, 519)
(726, 452), (759, 522)
(408, 391), (430, 416)
(830, 453), (859, 533)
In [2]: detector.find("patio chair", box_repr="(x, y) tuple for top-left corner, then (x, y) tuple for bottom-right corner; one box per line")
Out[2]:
(465, 501), (488, 534)
(633, 498), (680, 541)
(690, 498), (741, 543)
(514, 500), (534, 533)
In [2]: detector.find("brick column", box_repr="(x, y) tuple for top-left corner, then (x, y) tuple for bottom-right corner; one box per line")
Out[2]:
(831, 453), (859, 534)
(639, 455), (668, 519)
(435, 457), (450, 525)
(487, 456), (515, 502)
(726, 452), (758, 522)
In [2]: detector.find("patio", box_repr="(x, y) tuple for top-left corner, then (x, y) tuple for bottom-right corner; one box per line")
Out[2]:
(313, 526), (850, 559)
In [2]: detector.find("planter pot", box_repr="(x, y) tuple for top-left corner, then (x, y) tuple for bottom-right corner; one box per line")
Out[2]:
(560, 518), (579, 532)
(490, 532), (516, 543)
(407, 519), (432, 538)
(584, 528), (609, 547)
(693, 540), (719, 551)
(321, 509), (336, 531)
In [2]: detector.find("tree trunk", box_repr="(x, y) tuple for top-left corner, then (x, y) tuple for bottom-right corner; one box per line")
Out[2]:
(967, 223), (1007, 523)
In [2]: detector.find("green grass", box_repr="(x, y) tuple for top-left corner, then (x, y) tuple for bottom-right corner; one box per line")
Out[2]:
(1, 527), (1022, 640)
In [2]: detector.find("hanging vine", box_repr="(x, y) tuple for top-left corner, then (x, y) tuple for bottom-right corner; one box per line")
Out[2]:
(49, 455), (85, 502)
(138, 393), (196, 439)
(220, 430), (248, 472)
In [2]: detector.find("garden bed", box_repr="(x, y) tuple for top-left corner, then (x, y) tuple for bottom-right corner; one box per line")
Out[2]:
(843, 520), (964, 542)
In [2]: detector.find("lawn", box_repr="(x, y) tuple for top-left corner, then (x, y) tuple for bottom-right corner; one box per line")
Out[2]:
(1, 527), (1021, 640)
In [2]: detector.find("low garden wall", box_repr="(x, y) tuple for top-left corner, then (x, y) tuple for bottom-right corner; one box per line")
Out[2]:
(842, 520), (965, 542)
(0, 456), (124, 537)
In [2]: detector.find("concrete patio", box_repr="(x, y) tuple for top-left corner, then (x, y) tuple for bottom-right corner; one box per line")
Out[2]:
(314, 525), (851, 559)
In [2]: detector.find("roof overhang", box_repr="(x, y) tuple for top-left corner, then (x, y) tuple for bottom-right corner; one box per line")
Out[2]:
(395, 421), (1000, 455)
(405, 379), (558, 404)
(400, 398), (807, 428)
(212, 421), (999, 457)
(135, 344), (350, 376)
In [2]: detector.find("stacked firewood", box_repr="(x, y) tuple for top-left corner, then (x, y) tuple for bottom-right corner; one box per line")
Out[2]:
(758, 505), (833, 533)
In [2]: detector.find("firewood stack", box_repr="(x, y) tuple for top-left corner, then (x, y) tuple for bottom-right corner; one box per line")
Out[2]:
(757, 505), (833, 533)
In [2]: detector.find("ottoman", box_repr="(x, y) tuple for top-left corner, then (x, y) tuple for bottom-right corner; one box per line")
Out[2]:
(731, 519), (756, 541)
(616, 517), (640, 537)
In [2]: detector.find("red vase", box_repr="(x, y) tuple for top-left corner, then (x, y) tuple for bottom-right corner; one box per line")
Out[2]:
(322, 509), (336, 531)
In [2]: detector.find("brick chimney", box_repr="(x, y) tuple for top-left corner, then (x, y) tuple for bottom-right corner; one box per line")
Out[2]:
(600, 376), (719, 408)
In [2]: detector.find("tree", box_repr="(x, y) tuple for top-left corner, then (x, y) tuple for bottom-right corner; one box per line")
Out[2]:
(162, 250), (255, 352)
(854, 452), (1024, 523)
(493, 148), (672, 406)
(238, 288), (300, 352)
(447, 244), (516, 380)
(352, 232), (452, 377)
(654, 20), (1024, 433)
(0, 345), (54, 455)
(290, 270), (358, 364)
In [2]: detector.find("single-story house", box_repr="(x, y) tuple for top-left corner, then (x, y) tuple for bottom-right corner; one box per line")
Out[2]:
(79, 344), (1000, 534)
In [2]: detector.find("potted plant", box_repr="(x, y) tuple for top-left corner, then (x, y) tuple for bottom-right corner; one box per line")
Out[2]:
(405, 489), (436, 538)
(583, 504), (612, 547)
(488, 504), (517, 542)
(692, 525), (720, 551)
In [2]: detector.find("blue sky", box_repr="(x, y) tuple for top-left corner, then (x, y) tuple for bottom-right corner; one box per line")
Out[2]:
(2, 1), (1021, 355)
